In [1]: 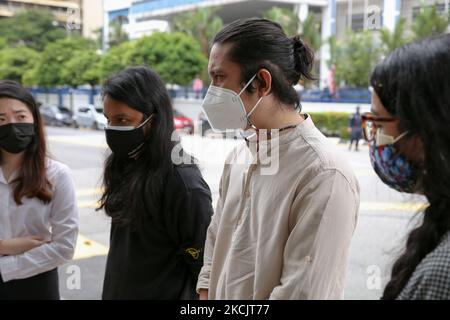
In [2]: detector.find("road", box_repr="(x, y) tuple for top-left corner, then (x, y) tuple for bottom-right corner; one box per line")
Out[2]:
(45, 125), (425, 300)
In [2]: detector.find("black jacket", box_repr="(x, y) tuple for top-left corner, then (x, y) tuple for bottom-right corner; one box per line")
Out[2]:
(102, 164), (213, 299)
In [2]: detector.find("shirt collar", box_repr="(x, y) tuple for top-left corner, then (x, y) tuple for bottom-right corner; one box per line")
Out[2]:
(0, 166), (19, 184)
(244, 113), (314, 156)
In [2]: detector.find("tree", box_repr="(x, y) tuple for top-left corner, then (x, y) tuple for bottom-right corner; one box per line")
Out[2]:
(300, 13), (322, 52)
(412, 3), (449, 40)
(327, 35), (339, 68)
(22, 36), (96, 109)
(27, 36), (96, 87)
(0, 37), (7, 50)
(262, 8), (321, 52)
(172, 7), (223, 57)
(100, 41), (136, 80)
(127, 32), (207, 86)
(61, 50), (102, 88)
(333, 30), (382, 87)
(92, 27), (104, 49)
(379, 17), (408, 54)
(263, 7), (299, 36)
(0, 47), (39, 83)
(61, 50), (102, 107)
(0, 9), (67, 51)
(108, 16), (129, 48)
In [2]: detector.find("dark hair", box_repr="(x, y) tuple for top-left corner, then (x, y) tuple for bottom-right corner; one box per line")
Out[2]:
(213, 18), (315, 110)
(98, 66), (177, 228)
(0, 80), (52, 205)
(370, 34), (450, 299)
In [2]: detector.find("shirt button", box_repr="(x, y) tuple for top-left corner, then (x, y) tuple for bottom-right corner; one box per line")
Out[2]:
(305, 255), (313, 263)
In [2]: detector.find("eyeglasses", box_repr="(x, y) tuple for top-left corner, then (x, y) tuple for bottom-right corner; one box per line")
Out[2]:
(361, 112), (397, 142)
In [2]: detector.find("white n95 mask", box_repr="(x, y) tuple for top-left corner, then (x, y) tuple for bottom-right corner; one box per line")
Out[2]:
(201, 74), (263, 132)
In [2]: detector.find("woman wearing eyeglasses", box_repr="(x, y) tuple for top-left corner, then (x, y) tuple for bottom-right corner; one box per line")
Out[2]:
(363, 34), (450, 300)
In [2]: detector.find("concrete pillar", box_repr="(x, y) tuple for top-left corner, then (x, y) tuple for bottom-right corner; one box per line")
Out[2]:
(348, 0), (353, 30)
(295, 2), (309, 34)
(296, 2), (309, 22)
(383, 0), (402, 31)
(102, 2), (110, 51)
(320, 0), (336, 89)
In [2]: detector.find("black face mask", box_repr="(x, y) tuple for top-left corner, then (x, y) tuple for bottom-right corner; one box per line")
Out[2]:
(0, 123), (35, 154)
(105, 115), (153, 159)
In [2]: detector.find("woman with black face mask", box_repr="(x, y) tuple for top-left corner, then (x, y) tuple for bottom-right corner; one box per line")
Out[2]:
(363, 34), (450, 299)
(99, 66), (213, 300)
(0, 80), (78, 300)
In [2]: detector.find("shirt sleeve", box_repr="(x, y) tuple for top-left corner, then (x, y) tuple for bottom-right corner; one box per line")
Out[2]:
(0, 165), (79, 282)
(269, 168), (360, 300)
(172, 187), (214, 278)
(162, 167), (214, 282)
(196, 164), (230, 294)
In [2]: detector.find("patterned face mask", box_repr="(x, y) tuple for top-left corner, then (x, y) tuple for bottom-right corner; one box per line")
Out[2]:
(369, 129), (419, 193)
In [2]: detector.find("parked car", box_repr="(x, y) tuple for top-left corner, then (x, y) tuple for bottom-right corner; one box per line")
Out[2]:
(299, 88), (332, 102)
(39, 104), (74, 127)
(299, 87), (371, 104)
(73, 105), (107, 130)
(173, 109), (194, 134)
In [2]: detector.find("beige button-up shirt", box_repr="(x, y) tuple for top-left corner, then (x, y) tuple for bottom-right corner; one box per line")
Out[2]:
(197, 115), (360, 299)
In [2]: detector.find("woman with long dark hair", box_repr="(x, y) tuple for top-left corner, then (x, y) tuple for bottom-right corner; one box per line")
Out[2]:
(363, 34), (450, 299)
(0, 80), (78, 300)
(99, 66), (213, 299)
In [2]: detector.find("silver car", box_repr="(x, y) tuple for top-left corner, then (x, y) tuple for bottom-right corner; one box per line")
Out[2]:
(73, 105), (107, 130)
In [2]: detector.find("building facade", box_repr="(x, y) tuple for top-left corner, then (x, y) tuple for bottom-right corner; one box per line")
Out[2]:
(0, 0), (80, 27)
(0, 0), (104, 39)
(81, 0), (103, 39)
(102, 0), (449, 88)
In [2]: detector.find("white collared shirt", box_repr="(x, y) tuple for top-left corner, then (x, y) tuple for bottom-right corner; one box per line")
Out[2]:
(0, 158), (79, 282)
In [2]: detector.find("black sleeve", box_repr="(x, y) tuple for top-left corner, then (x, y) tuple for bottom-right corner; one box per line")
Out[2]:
(164, 169), (214, 277)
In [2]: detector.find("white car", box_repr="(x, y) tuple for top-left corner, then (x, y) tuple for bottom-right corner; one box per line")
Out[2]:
(73, 105), (107, 130)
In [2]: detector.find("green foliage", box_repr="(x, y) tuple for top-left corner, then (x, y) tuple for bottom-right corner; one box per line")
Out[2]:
(127, 32), (207, 85)
(100, 41), (136, 80)
(309, 112), (352, 139)
(0, 37), (7, 50)
(0, 46), (39, 83)
(412, 3), (449, 40)
(262, 7), (321, 52)
(300, 13), (322, 52)
(328, 3), (449, 90)
(172, 7), (223, 57)
(333, 30), (382, 88)
(379, 17), (408, 54)
(108, 16), (129, 48)
(62, 50), (102, 87)
(27, 36), (96, 87)
(262, 7), (299, 36)
(0, 9), (67, 51)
